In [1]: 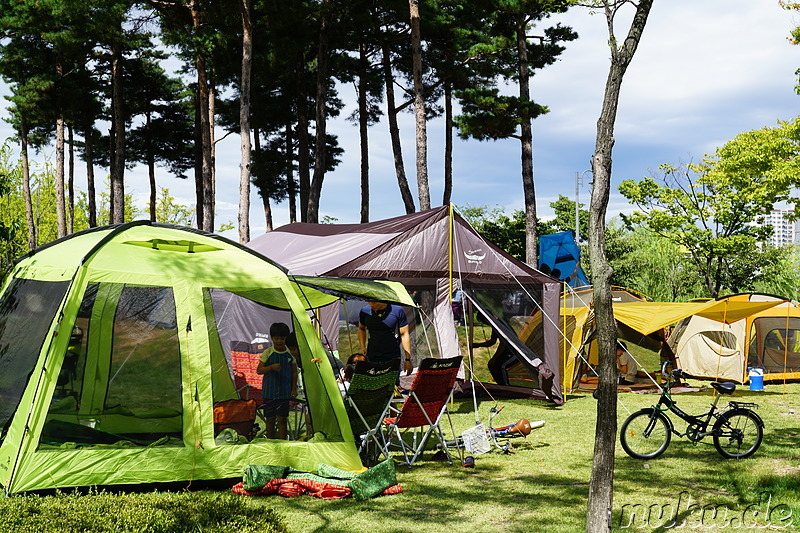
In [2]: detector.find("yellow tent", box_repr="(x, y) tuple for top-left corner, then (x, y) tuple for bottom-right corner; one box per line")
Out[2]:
(670, 293), (800, 383)
(512, 289), (786, 393)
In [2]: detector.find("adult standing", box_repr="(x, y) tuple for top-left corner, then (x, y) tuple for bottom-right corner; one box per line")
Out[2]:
(473, 325), (511, 386)
(358, 301), (413, 375)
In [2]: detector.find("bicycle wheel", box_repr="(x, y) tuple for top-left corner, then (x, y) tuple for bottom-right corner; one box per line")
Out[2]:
(620, 408), (672, 459)
(712, 409), (763, 459)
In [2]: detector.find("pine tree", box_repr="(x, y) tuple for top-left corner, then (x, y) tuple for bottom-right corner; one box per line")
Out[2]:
(454, 0), (576, 263)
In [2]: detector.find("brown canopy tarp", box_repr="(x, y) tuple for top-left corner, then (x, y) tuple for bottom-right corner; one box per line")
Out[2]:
(247, 205), (563, 404)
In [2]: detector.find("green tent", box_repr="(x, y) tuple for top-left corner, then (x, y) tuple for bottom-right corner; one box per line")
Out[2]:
(0, 222), (411, 494)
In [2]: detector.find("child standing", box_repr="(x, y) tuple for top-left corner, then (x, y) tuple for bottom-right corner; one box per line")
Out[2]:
(256, 322), (297, 439)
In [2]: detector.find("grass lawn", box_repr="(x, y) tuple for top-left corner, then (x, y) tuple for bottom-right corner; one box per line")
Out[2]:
(3, 379), (798, 532)
(258, 382), (800, 532)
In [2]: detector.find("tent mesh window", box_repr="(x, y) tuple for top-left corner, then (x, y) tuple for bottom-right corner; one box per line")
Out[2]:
(0, 278), (70, 438)
(37, 283), (186, 449)
(40, 283), (184, 448)
(106, 285), (182, 416)
(337, 297), (439, 361)
(749, 317), (800, 372)
(699, 330), (738, 353)
(470, 287), (546, 388)
(407, 289), (442, 359)
(209, 289), (342, 441)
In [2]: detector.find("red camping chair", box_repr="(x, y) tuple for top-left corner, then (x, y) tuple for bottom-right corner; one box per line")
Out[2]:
(230, 341), (268, 404)
(383, 356), (463, 467)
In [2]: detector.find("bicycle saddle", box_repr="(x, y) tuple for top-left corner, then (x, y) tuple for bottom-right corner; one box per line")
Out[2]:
(711, 382), (736, 395)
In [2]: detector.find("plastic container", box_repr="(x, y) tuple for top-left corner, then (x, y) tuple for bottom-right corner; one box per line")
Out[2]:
(748, 367), (764, 391)
(461, 424), (491, 455)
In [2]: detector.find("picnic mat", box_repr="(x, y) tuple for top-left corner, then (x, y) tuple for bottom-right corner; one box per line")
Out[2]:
(231, 458), (403, 500)
(574, 381), (703, 394)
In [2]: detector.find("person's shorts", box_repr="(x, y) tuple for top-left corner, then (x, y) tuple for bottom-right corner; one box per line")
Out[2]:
(262, 398), (290, 418)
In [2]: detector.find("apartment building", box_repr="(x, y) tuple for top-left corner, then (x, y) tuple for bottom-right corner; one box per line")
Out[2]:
(759, 209), (799, 247)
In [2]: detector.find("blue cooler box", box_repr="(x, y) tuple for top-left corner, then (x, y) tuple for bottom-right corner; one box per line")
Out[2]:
(748, 368), (764, 391)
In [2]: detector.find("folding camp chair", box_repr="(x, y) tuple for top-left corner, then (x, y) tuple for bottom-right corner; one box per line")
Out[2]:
(343, 359), (401, 465)
(382, 356), (463, 467)
(230, 341), (266, 403)
(213, 398), (258, 437)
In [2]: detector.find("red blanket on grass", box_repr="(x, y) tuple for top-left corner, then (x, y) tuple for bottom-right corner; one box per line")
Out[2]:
(231, 478), (403, 500)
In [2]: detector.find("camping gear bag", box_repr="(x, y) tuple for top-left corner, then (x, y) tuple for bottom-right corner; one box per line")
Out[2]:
(214, 399), (257, 436)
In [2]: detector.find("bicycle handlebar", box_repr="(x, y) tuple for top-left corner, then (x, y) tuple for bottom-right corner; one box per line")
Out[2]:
(660, 360), (684, 382)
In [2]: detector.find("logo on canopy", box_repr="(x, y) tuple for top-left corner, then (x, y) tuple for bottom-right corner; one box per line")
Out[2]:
(464, 249), (486, 265)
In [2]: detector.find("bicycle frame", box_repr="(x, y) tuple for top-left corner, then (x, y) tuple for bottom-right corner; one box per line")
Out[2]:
(621, 363), (764, 459)
(443, 406), (543, 454)
(652, 384), (723, 442)
(651, 367), (758, 444)
(486, 407), (523, 452)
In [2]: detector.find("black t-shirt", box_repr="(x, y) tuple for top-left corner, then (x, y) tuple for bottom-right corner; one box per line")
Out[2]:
(359, 304), (408, 362)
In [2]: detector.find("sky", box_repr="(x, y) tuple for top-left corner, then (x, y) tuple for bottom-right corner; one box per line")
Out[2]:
(1, 0), (798, 240)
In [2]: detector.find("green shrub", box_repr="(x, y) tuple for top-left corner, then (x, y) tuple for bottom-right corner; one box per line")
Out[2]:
(0, 489), (285, 533)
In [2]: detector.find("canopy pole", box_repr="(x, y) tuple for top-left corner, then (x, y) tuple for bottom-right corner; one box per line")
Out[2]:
(466, 299), (480, 423)
(452, 205), (480, 420)
(448, 204), (454, 303)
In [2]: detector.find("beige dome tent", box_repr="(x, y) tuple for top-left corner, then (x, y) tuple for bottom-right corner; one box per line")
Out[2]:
(670, 293), (800, 383)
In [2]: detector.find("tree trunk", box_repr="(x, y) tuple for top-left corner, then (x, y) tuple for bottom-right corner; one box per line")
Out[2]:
(307, 0), (331, 224)
(256, 125), (272, 231)
(146, 112), (157, 221)
(382, 42), (415, 214)
(193, 93), (204, 228)
(67, 124), (75, 234)
(296, 57), (310, 222)
(586, 159), (617, 533)
(284, 123), (297, 223)
(516, 13), (537, 264)
(585, 2), (655, 532)
(238, 0), (252, 243)
(55, 113), (66, 237)
(358, 43), (370, 223)
(262, 194), (273, 232)
(191, 0), (214, 232)
(409, 0), (429, 211)
(713, 257), (723, 297)
(209, 72), (216, 229)
(20, 120), (35, 250)
(110, 40), (125, 224)
(55, 58), (67, 237)
(442, 81), (453, 206)
(84, 122), (97, 228)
